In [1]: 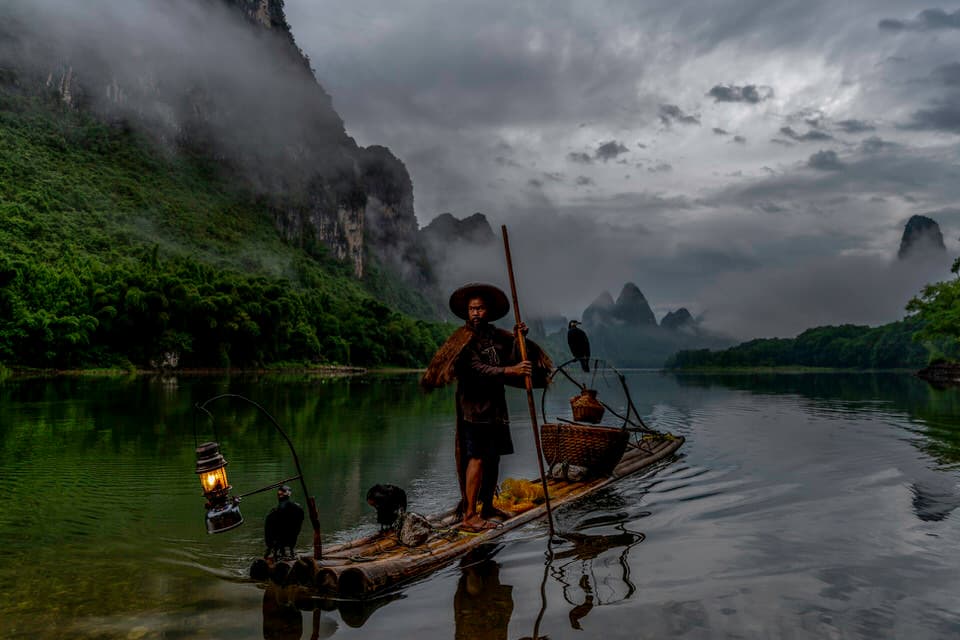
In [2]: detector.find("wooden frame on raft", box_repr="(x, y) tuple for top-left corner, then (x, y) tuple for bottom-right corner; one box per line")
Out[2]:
(253, 434), (684, 598)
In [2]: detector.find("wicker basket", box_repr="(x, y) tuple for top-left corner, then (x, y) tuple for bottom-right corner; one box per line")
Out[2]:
(541, 422), (629, 477)
(570, 388), (605, 423)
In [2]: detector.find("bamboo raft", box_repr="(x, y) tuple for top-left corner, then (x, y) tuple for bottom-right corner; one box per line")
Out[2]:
(251, 433), (684, 598)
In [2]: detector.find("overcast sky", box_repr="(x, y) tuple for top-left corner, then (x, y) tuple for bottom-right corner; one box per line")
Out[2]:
(284, 1), (960, 337)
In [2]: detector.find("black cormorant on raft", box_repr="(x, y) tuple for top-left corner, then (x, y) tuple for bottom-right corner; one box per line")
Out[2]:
(567, 320), (591, 372)
(264, 485), (304, 560)
(366, 484), (407, 532)
(249, 432), (684, 598)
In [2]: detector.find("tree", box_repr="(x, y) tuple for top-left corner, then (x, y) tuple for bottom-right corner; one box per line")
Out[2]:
(906, 258), (960, 361)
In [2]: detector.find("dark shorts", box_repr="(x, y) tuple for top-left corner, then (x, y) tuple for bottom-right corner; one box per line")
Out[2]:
(459, 421), (514, 459)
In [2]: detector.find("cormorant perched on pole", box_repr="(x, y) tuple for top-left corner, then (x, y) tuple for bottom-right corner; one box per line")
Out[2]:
(567, 320), (591, 372)
(264, 485), (304, 560)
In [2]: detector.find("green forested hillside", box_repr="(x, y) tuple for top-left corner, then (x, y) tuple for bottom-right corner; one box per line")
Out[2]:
(664, 319), (930, 370)
(0, 87), (448, 369)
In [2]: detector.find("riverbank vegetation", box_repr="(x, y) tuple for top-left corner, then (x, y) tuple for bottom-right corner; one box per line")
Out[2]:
(0, 86), (448, 370)
(906, 258), (960, 364)
(665, 319), (930, 370)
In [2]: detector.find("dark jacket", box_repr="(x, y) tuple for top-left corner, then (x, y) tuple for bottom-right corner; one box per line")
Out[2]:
(454, 325), (549, 424)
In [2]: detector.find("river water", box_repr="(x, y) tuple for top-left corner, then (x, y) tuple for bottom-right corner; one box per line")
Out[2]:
(1, 371), (958, 639)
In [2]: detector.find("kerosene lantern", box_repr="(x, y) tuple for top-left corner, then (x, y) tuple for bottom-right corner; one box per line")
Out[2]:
(195, 441), (243, 534)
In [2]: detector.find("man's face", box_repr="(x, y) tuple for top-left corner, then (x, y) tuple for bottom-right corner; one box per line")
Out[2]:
(467, 297), (488, 327)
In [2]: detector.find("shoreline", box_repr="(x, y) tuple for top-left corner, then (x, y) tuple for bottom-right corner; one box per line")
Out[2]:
(664, 366), (920, 374)
(1, 364), (379, 379)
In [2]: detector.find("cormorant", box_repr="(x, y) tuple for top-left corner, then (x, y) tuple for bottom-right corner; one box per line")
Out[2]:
(366, 484), (407, 531)
(567, 320), (591, 372)
(264, 485), (304, 560)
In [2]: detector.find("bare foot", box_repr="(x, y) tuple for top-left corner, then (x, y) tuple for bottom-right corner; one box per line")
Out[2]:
(480, 507), (514, 522)
(460, 517), (500, 533)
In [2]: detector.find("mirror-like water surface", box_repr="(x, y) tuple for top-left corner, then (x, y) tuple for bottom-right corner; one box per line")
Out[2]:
(1, 372), (959, 639)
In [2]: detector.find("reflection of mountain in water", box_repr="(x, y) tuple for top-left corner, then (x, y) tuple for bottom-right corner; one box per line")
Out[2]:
(911, 481), (960, 522)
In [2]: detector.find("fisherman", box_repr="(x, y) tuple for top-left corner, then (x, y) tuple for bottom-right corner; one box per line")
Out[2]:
(422, 283), (552, 532)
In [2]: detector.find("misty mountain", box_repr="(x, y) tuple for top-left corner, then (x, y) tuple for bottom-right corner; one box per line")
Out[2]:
(419, 212), (496, 270)
(555, 283), (732, 368)
(661, 308), (696, 331)
(898, 214), (946, 261)
(613, 283), (657, 326)
(1, 0), (429, 290)
(583, 291), (617, 328)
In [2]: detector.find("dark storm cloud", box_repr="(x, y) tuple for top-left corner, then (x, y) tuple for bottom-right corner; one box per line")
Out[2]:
(932, 62), (960, 86)
(595, 140), (629, 161)
(789, 108), (825, 128)
(771, 138), (795, 146)
(542, 171), (565, 182)
(494, 155), (522, 167)
(904, 101), (960, 132)
(528, 178), (544, 187)
(713, 127), (730, 135)
(860, 136), (899, 153)
(671, 245), (762, 272)
(807, 150), (844, 171)
(575, 175), (595, 186)
(281, 0), (960, 337)
(755, 201), (787, 213)
(719, 145), (960, 206)
(286, 2), (673, 142)
(781, 126), (834, 142)
(648, 163), (673, 173)
(879, 8), (960, 31)
(659, 104), (700, 126)
(915, 207), (960, 228)
(836, 119), (876, 133)
(567, 151), (593, 164)
(707, 83), (773, 103)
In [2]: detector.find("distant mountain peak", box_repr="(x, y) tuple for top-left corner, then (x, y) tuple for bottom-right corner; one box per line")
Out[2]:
(583, 291), (615, 328)
(899, 214), (946, 260)
(661, 308), (695, 330)
(421, 212), (495, 245)
(613, 282), (656, 325)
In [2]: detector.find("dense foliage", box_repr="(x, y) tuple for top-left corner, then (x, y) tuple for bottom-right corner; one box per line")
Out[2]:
(905, 258), (960, 363)
(664, 319), (929, 370)
(0, 86), (448, 369)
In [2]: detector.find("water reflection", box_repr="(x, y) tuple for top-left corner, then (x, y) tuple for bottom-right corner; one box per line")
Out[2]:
(6, 371), (960, 638)
(253, 523), (649, 639)
(911, 481), (960, 522)
(261, 586), (306, 639)
(552, 526), (645, 618)
(672, 371), (960, 523)
(455, 550), (514, 640)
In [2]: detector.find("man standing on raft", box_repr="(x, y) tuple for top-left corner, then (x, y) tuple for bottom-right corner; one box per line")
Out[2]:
(422, 283), (552, 532)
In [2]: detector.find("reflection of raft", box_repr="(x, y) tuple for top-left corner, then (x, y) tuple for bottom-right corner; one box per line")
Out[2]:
(252, 432), (684, 598)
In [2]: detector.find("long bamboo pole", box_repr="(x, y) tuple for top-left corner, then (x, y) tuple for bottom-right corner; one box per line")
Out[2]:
(501, 225), (556, 538)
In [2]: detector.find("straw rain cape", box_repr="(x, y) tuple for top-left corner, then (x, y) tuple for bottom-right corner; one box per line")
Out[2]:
(420, 325), (553, 390)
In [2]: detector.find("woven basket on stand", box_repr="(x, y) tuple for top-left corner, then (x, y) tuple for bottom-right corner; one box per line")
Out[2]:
(541, 422), (629, 477)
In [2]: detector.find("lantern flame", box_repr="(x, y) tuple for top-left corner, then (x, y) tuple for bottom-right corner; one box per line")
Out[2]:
(195, 442), (230, 500)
